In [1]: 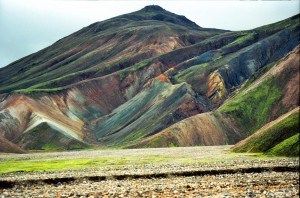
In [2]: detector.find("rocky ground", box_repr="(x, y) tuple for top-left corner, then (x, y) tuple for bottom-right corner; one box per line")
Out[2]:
(0, 146), (299, 197)
(0, 170), (298, 197)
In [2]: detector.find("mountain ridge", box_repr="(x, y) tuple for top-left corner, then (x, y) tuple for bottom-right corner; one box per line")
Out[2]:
(0, 12), (223, 93)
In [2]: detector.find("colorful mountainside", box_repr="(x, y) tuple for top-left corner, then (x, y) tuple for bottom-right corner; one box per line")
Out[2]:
(0, 6), (299, 154)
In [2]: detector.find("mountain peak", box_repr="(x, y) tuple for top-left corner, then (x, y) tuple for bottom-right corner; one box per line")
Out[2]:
(142, 5), (165, 12)
(130, 5), (200, 29)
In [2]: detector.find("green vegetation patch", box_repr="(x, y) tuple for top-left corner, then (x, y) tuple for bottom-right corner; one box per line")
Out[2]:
(142, 136), (168, 148)
(0, 146), (281, 174)
(138, 133), (179, 148)
(225, 32), (256, 47)
(220, 77), (283, 136)
(0, 156), (172, 174)
(267, 133), (299, 157)
(174, 63), (209, 83)
(233, 112), (299, 154)
(119, 58), (154, 81)
(13, 87), (66, 94)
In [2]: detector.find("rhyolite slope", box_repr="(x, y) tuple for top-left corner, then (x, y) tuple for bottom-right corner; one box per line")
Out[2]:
(134, 44), (299, 148)
(0, 6), (299, 152)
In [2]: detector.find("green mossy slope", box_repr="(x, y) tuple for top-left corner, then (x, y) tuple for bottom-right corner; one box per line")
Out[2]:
(220, 78), (283, 136)
(267, 133), (299, 157)
(232, 110), (299, 156)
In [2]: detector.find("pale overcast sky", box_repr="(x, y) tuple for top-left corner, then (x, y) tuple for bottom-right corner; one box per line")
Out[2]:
(0, 0), (299, 68)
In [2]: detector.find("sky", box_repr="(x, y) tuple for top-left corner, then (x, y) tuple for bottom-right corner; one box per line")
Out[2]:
(0, 0), (299, 68)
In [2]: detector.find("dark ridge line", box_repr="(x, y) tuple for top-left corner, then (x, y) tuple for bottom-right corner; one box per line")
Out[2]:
(0, 165), (298, 189)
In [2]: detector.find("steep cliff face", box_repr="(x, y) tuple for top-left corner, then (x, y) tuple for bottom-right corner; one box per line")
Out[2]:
(0, 6), (299, 152)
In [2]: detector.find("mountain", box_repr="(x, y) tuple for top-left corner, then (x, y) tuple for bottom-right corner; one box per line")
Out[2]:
(0, 5), (299, 153)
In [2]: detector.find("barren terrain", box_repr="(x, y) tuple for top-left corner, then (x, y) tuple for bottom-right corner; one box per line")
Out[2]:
(0, 146), (299, 197)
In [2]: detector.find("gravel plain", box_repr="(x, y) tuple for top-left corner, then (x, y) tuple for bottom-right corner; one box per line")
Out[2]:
(0, 146), (299, 197)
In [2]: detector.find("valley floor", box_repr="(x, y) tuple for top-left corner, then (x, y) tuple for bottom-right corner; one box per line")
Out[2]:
(0, 146), (299, 197)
